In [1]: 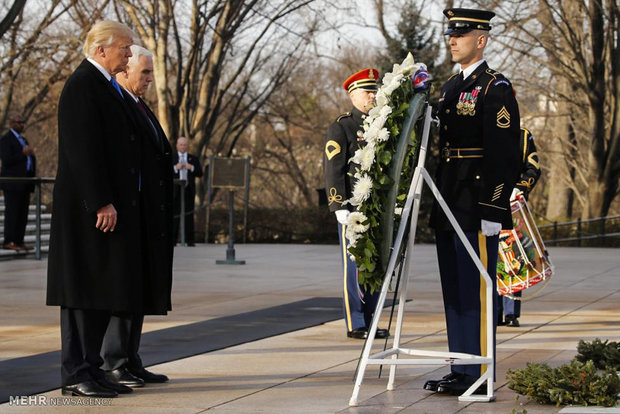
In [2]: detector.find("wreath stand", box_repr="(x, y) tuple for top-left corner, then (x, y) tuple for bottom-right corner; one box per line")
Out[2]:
(349, 103), (496, 405)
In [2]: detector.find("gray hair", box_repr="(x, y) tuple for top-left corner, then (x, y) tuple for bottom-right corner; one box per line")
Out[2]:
(128, 45), (153, 67)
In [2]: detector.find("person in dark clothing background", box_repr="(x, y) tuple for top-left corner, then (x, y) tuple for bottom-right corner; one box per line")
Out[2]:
(0, 113), (36, 251)
(173, 136), (202, 246)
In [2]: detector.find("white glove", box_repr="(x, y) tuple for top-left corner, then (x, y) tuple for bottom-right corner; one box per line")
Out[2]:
(510, 187), (522, 201)
(335, 209), (350, 225)
(481, 219), (502, 236)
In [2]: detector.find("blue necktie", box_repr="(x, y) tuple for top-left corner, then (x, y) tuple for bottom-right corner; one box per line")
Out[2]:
(14, 133), (32, 171)
(110, 77), (123, 98)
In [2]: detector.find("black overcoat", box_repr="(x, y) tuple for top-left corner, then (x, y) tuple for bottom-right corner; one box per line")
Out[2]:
(431, 62), (521, 231)
(323, 107), (365, 212)
(46, 59), (170, 315)
(131, 96), (174, 312)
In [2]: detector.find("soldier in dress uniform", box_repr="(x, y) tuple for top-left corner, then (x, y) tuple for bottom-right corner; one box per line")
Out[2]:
(323, 68), (389, 340)
(497, 126), (541, 327)
(424, 8), (521, 395)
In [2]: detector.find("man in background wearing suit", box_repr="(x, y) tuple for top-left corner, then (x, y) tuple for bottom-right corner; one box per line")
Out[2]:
(0, 113), (36, 251)
(101, 44), (173, 387)
(173, 137), (202, 246)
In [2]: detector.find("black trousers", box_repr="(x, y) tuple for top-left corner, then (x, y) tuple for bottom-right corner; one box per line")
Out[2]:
(435, 230), (499, 379)
(101, 313), (144, 371)
(2, 190), (30, 245)
(173, 187), (195, 244)
(60, 307), (111, 386)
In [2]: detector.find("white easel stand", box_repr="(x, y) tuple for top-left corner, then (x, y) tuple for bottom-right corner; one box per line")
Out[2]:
(349, 105), (496, 405)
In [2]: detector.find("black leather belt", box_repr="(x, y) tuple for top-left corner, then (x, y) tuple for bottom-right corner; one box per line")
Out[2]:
(441, 147), (484, 162)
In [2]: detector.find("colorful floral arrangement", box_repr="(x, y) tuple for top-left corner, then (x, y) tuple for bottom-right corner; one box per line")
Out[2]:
(344, 53), (429, 292)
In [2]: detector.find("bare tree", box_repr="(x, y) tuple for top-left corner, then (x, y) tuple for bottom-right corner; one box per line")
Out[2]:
(0, 0), (27, 39)
(491, 0), (620, 219)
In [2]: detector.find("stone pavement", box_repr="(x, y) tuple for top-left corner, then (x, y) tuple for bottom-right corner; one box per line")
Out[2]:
(0, 244), (618, 413)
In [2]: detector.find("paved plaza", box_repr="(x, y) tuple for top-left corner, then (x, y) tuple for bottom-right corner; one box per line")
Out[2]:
(0, 244), (618, 413)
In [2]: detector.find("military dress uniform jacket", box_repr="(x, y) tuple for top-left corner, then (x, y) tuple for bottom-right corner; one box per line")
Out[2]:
(324, 107), (365, 212)
(431, 62), (521, 231)
(515, 128), (541, 198)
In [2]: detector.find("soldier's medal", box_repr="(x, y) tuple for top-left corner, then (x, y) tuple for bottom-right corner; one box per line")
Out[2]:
(467, 88), (480, 116)
(457, 92), (467, 115)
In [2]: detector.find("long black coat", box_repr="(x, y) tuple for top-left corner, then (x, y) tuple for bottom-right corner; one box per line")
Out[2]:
(431, 62), (520, 231)
(46, 59), (171, 315)
(323, 107), (365, 212)
(130, 96), (174, 311)
(0, 131), (37, 192)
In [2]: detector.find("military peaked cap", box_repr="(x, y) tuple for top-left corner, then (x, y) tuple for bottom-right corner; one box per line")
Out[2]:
(443, 8), (495, 35)
(343, 68), (380, 93)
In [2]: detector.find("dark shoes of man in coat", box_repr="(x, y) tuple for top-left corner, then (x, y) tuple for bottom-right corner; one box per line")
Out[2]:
(424, 372), (486, 395)
(347, 327), (390, 339)
(61, 380), (119, 398)
(129, 366), (169, 383)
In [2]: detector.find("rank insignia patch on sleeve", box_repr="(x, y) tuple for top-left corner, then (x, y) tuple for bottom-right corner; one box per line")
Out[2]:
(325, 140), (341, 160)
(497, 106), (511, 128)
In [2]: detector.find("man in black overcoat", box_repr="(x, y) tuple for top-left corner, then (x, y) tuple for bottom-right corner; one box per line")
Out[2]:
(46, 21), (170, 398)
(100, 44), (173, 387)
(0, 113), (36, 251)
(424, 8), (520, 396)
(172, 137), (202, 246)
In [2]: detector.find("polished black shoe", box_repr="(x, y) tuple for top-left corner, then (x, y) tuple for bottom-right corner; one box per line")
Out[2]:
(497, 317), (507, 326)
(506, 315), (520, 327)
(129, 367), (169, 383)
(347, 328), (368, 339)
(424, 372), (462, 392)
(436, 375), (486, 395)
(375, 328), (390, 339)
(61, 380), (118, 398)
(105, 367), (145, 388)
(96, 377), (133, 394)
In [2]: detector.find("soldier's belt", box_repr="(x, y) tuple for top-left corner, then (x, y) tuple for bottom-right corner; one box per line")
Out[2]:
(441, 147), (484, 162)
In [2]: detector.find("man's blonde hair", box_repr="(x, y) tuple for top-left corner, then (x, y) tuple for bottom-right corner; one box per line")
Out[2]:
(83, 20), (137, 58)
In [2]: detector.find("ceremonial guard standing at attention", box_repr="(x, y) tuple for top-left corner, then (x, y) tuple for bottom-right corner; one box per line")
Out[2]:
(324, 69), (389, 340)
(497, 126), (541, 327)
(426, 8), (520, 395)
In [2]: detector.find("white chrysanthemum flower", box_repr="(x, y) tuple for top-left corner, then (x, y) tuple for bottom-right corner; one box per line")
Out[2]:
(352, 144), (375, 171)
(347, 211), (370, 233)
(350, 174), (373, 205)
(375, 90), (389, 107)
(379, 105), (392, 117)
(346, 228), (361, 247)
(368, 105), (382, 118)
(399, 53), (415, 73)
(377, 128), (390, 142)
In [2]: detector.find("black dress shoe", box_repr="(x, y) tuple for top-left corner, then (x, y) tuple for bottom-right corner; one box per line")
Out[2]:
(497, 318), (506, 326)
(105, 367), (145, 388)
(129, 367), (169, 383)
(436, 375), (486, 395)
(62, 380), (118, 398)
(347, 328), (368, 339)
(375, 328), (390, 339)
(424, 372), (462, 392)
(506, 315), (520, 327)
(96, 377), (133, 393)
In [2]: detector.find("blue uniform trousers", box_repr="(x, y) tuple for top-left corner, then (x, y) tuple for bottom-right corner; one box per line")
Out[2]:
(435, 230), (498, 378)
(338, 223), (379, 332)
(497, 290), (521, 318)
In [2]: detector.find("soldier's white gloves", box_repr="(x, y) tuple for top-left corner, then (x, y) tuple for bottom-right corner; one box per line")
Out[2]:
(510, 187), (522, 201)
(481, 219), (502, 236)
(335, 209), (350, 225)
